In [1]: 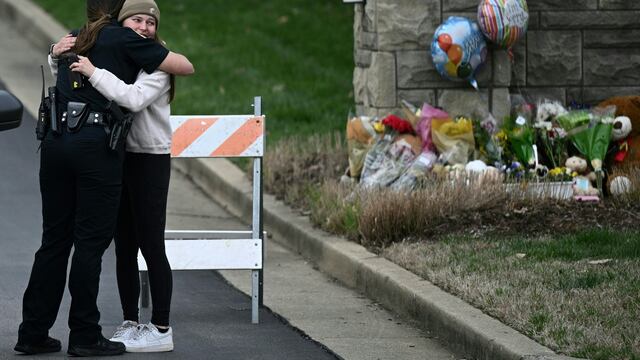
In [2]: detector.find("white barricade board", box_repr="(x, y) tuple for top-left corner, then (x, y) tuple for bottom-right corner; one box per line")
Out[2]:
(137, 239), (262, 271)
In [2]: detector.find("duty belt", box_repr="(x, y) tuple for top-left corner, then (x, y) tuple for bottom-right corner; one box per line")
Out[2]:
(61, 111), (109, 127)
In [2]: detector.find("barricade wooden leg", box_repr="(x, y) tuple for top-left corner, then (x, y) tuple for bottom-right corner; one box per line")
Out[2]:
(139, 271), (150, 308)
(251, 269), (260, 324)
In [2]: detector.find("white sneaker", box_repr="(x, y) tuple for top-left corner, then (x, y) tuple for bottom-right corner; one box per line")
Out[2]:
(110, 320), (138, 342)
(123, 323), (173, 353)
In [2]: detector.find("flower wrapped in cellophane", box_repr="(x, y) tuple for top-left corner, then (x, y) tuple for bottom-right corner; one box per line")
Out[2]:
(534, 99), (569, 169)
(557, 106), (615, 192)
(506, 115), (535, 168)
(359, 115), (419, 188)
(346, 115), (379, 179)
(557, 107), (614, 173)
(471, 109), (502, 167)
(431, 116), (475, 165)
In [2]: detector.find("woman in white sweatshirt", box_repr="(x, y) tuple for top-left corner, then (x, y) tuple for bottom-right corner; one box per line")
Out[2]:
(49, 0), (182, 353)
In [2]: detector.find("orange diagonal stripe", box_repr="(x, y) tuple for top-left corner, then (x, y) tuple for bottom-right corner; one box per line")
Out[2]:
(171, 117), (218, 156)
(211, 117), (264, 156)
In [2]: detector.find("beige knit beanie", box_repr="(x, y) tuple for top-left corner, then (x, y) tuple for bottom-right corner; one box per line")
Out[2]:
(118, 0), (160, 26)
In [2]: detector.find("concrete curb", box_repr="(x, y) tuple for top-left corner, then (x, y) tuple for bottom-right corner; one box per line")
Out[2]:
(0, 1), (581, 359)
(177, 158), (582, 360)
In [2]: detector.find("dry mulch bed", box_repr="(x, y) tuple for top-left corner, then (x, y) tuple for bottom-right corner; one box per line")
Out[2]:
(427, 199), (640, 241)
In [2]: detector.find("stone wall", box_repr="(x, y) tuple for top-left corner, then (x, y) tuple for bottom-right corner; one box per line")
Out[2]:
(353, 0), (640, 119)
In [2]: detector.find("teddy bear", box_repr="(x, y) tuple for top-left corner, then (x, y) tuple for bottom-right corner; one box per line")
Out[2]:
(610, 116), (632, 165)
(598, 96), (640, 137)
(602, 116), (636, 196)
(565, 156), (599, 197)
(598, 96), (640, 165)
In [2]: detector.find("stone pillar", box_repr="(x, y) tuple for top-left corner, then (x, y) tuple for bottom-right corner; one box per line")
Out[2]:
(353, 0), (513, 119)
(353, 0), (640, 118)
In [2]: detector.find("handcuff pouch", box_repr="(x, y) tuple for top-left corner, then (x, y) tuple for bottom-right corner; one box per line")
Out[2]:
(66, 101), (89, 132)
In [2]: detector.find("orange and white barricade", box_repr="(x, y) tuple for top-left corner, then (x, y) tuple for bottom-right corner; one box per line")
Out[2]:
(138, 97), (265, 323)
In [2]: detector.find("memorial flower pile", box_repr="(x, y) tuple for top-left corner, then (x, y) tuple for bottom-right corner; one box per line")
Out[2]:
(346, 97), (637, 198)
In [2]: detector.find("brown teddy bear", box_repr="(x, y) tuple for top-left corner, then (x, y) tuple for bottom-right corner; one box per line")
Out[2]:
(598, 96), (640, 165)
(598, 96), (640, 137)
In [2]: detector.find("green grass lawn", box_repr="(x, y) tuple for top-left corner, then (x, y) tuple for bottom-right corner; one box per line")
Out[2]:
(385, 230), (640, 360)
(33, 0), (355, 143)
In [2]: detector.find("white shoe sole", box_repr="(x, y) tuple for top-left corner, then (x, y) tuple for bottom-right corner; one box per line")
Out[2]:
(125, 343), (174, 353)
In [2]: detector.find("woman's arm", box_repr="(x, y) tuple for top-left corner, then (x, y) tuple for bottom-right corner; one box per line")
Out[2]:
(157, 52), (194, 76)
(71, 55), (169, 112)
(48, 54), (59, 77)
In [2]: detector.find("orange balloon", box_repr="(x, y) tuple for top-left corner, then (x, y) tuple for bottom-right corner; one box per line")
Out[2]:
(447, 45), (463, 65)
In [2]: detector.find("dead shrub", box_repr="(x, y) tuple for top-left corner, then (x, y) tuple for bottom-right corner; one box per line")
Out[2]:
(358, 176), (511, 248)
(262, 132), (348, 209)
(307, 180), (361, 240)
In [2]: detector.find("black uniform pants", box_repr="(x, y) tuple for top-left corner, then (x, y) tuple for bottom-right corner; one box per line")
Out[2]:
(18, 126), (124, 346)
(115, 152), (172, 327)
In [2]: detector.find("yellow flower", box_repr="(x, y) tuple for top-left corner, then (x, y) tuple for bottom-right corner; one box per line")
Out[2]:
(548, 167), (565, 177)
(373, 122), (385, 133)
(496, 130), (508, 141)
(441, 117), (472, 136)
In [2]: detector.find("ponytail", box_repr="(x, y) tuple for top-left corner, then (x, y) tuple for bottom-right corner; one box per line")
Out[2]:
(73, 0), (125, 55)
(73, 14), (112, 55)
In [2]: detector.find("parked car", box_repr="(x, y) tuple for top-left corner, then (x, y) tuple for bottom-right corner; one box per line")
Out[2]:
(0, 90), (23, 131)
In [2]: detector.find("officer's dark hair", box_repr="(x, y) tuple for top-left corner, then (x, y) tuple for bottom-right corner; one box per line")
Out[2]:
(74, 0), (126, 55)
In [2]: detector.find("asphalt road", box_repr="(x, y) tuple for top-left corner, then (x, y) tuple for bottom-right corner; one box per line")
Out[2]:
(0, 81), (338, 359)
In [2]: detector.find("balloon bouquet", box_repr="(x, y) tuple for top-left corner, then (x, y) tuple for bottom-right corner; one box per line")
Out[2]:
(431, 0), (529, 89)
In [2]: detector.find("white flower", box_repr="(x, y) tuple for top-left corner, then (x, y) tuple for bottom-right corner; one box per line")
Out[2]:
(554, 127), (568, 139)
(535, 100), (568, 125)
(534, 121), (552, 131)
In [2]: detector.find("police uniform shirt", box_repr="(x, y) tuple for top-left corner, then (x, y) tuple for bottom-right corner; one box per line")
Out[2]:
(56, 20), (170, 113)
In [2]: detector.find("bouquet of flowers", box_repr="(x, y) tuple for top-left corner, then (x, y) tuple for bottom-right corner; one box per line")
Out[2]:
(417, 103), (447, 154)
(431, 116), (475, 165)
(360, 115), (418, 188)
(533, 99), (569, 169)
(346, 115), (379, 178)
(502, 96), (536, 168)
(557, 107), (614, 173)
(557, 107), (615, 191)
(505, 115), (536, 168)
(471, 110), (502, 166)
(391, 152), (437, 192)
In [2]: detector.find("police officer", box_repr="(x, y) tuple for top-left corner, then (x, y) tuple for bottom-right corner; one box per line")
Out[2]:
(14, 0), (193, 356)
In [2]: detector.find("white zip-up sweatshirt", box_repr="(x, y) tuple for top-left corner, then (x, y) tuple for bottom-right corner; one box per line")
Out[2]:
(49, 55), (172, 154)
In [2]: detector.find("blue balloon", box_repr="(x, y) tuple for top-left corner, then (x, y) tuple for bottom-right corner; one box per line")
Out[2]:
(431, 17), (487, 90)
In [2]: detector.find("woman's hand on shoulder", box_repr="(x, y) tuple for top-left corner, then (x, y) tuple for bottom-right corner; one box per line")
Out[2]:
(52, 34), (76, 58)
(69, 55), (97, 78)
